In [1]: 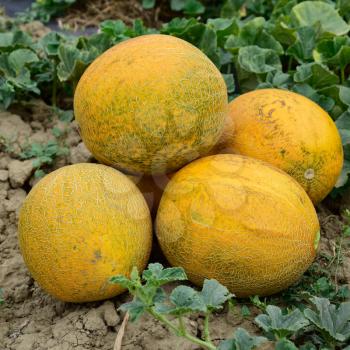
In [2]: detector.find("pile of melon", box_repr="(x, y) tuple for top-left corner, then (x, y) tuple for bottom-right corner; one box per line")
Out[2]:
(18, 34), (343, 302)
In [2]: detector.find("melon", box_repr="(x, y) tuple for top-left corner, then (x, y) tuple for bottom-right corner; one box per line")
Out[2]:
(156, 154), (320, 297)
(215, 89), (343, 204)
(74, 34), (228, 175)
(18, 163), (152, 302)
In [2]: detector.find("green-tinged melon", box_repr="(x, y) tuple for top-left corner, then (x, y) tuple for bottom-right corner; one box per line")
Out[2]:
(18, 163), (152, 302)
(156, 154), (320, 297)
(74, 34), (228, 175)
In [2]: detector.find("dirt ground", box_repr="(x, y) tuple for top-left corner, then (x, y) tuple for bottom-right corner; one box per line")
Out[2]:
(0, 103), (350, 350)
(59, 0), (174, 30)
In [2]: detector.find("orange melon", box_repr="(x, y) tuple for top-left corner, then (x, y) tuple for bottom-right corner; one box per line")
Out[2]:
(74, 34), (228, 175)
(215, 89), (343, 204)
(18, 163), (152, 302)
(156, 154), (320, 297)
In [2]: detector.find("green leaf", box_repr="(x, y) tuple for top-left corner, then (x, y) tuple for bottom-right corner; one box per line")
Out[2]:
(271, 19), (296, 47)
(183, 0), (205, 15)
(233, 328), (266, 350)
(336, 159), (350, 188)
(142, 263), (187, 286)
(272, 0), (298, 19)
(142, 0), (156, 9)
(241, 305), (251, 317)
(299, 342), (317, 350)
(207, 18), (238, 36)
(198, 26), (218, 62)
(318, 85), (349, 114)
(119, 299), (146, 322)
(0, 31), (33, 50)
(257, 71), (292, 89)
(313, 36), (350, 70)
(238, 46), (282, 74)
(51, 127), (62, 138)
(129, 19), (158, 37)
(218, 328), (267, 350)
(275, 338), (298, 350)
(255, 305), (309, 338)
(287, 25), (319, 63)
(40, 32), (64, 57)
(100, 20), (127, 38)
(0, 33), (15, 48)
(220, 0), (244, 18)
(161, 17), (202, 37)
(200, 279), (233, 311)
(32, 158), (42, 168)
(304, 297), (350, 342)
(292, 84), (335, 112)
(343, 227), (350, 238)
(157, 285), (206, 315)
(57, 44), (94, 83)
(171, 0), (205, 15)
(225, 17), (283, 54)
(294, 63), (339, 90)
(8, 49), (38, 72)
(56, 109), (74, 123)
(130, 266), (140, 282)
(0, 80), (15, 109)
(250, 295), (267, 311)
(0, 51), (40, 95)
(291, 1), (350, 35)
(339, 86), (350, 107)
(338, 0), (350, 19)
(34, 169), (45, 178)
(153, 287), (167, 303)
(109, 275), (136, 290)
(218, 338), (237, 350)
(171, 0), (186, 11)
(222, 74), (235, 93)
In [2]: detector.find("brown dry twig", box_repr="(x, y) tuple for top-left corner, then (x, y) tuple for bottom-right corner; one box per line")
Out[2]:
(114, 312), (130, 350)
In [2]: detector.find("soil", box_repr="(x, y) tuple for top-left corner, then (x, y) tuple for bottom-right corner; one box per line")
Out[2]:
(59, 0), (174, 31)
(0, 101), (349, 350)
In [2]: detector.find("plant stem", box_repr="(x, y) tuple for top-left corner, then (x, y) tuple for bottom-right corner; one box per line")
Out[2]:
(203, 312), (212, 343)
(340, 66), (345, 84)
(178, 316), (186, 335)
(148, 308), (217, 350)
(148, 308), (179, 334)
(184, 332), (217, 350)
(287, 56), (293, 72)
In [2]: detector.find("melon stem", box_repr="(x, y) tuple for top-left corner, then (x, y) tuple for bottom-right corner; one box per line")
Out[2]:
(148, 308), (217, 350)
(203, 312), (212, 343)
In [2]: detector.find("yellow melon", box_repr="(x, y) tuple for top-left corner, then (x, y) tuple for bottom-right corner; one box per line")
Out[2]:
(18, 163), (152, 302)
(156, 154), (320, 297)
(215, 89), (343, 204)
(74, 34), (228, 175)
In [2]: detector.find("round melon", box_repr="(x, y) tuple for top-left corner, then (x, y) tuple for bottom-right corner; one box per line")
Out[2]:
(18, 163), (152, 302)
(74, 34), (228, 175)
(215, 89), (343, 204)
(128, 173), (173, 217)
(156, 154), (320, 297)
